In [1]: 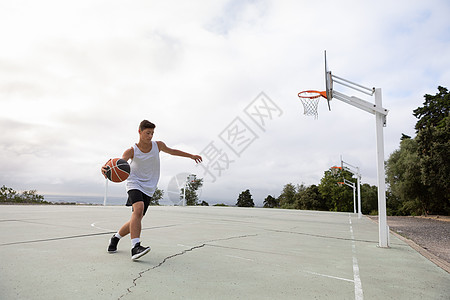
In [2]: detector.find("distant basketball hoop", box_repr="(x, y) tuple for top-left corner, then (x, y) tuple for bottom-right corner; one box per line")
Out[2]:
(188, 174), (196, 183)
(331, 166), (342, 175)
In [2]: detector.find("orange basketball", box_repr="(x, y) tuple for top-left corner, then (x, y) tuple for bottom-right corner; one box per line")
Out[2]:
(105, 158), (130, 183)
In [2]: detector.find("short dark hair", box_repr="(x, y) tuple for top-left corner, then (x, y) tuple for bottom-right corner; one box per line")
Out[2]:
(139, 120), (156, 131)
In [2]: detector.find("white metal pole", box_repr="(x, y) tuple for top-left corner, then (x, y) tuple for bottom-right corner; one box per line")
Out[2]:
(357, 169), (362, 219)
(103, 178), (108, 206)
(341, 158), (362, 218)
(375, 88), (388, 247)
(343, 179), (357, 214)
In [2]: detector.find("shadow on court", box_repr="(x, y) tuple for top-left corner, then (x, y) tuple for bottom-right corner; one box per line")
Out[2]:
(0, 205), (448, 299)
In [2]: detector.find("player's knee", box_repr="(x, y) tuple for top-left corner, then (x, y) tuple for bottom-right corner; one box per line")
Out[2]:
(132, 202), (145, 218)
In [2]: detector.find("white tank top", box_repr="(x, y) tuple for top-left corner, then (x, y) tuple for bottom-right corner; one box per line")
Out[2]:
(126, 141), (160, 197)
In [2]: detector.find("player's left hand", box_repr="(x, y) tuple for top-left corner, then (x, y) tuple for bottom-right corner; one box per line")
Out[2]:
(191, 155), (202, 164)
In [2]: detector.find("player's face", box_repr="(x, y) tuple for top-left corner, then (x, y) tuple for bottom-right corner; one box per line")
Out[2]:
(139, 128), (154, 142)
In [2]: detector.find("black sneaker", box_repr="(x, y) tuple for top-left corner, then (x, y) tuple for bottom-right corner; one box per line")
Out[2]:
(108, 235), (120, 253)
(131, 242), (151, 260)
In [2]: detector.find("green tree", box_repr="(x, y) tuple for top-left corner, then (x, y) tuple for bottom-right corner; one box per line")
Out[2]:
(385, 86), (449, 215)
(386, 190), (404, 216)
(415, 118), (450, 214)
(0, 186), (47, 204)
(20, 190), (44, 203)
(181, 175), (204, 206)
(413, 86), (449, 132)
(360, 184), (378, 215)
(236, 189), (254, 207)
(278, 183), (298, 209)
(318, 168), (354, 212)
(151, 188), (164, 205)
(295, 184), (327, 211)
(413, 86), (450, 215)
(386, 138), (428, 215)
(0, 185), (19, 202)
(263, 195), (279, 208)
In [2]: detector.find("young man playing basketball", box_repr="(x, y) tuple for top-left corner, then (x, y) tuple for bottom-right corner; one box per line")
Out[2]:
(101, 120), (202, 260)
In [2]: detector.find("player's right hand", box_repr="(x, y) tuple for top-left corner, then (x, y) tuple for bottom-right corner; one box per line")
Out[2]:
(101, 159), (111, 178)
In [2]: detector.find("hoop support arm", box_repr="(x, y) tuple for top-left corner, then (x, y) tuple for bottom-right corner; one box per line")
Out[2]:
(332, 74), (375, 96)
(333, 91), (388, 126)
(341, 158), (361, 177)
(338, 179), (355, 188)
(344, 179), (355, 188)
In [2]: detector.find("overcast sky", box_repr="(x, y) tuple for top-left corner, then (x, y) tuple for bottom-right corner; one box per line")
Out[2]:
(1, 0), (449, 206)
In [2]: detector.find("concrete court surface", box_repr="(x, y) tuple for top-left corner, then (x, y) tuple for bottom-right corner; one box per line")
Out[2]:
(0, 205), (448, 300)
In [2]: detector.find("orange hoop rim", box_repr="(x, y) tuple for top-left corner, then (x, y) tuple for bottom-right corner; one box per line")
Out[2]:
(298, 90), (327, 99)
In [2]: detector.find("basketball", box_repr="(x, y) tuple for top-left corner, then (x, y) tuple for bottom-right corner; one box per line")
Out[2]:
(105, 158), (130, 183)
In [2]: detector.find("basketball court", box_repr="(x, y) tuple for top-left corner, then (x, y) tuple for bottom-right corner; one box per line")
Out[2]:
(0, 205), (448, 299)
(2, 52), (446, 299)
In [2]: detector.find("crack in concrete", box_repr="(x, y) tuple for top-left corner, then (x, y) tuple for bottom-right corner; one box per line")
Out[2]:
(203, 233), (258, 243)
(118, 234), (258, 299)
(118, 244), (206, 299)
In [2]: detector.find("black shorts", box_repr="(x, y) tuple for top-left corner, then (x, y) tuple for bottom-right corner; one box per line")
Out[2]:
(126, 189), (152, 216)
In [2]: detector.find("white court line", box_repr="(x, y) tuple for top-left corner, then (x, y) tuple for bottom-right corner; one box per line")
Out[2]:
(305, 271), (354, 283)
(225, 255), (254, 262)
(90, 222), (114, 232)
(349, 215), (364, 300)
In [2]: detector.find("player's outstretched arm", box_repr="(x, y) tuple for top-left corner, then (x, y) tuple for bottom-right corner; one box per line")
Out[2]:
(157, 141), (202, 163)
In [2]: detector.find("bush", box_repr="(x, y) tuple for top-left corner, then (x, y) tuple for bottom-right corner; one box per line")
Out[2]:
(0, 185), (48, 204)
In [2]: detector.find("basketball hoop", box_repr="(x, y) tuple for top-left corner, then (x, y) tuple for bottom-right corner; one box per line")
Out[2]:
(188, 174), (196, 183)
(297, 90), (327, 119)
(331, 166), (342, 175)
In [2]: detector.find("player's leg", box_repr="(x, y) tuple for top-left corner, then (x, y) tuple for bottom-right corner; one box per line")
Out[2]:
(107, 189), (151, 259)
(108, 221), (129, 253)
(128, 191), (151, 260)
(118, 220), (130, 237)
(130, 201), (144, 240)
(108, 190), (142, 254)
(107, 205), (143, 254)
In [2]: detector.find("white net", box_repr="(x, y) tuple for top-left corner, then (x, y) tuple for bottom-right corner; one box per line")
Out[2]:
(298, 92), (321, 119)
